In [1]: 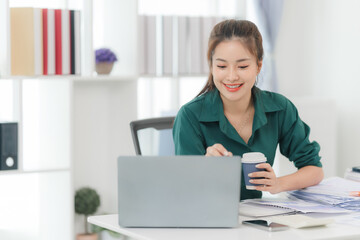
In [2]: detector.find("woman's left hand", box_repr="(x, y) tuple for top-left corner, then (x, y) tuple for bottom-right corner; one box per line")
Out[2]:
(248, 163), (282, 194)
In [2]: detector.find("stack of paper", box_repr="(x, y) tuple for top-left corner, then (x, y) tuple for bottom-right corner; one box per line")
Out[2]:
(344, 168), (360, 182)
(288, 177), (360, 211)
(241, 198), (348, 215)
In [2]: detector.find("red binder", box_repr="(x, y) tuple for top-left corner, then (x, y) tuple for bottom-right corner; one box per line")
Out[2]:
(55, 9), (62, 75)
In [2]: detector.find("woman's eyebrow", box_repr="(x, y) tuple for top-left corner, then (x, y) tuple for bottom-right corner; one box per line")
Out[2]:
(215, 58), (251, 62)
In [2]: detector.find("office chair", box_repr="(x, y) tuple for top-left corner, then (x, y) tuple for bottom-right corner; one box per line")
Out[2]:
(130, 116), (176, 155)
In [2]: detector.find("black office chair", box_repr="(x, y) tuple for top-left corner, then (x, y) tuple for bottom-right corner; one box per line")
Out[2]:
(130, 116), (176, 155)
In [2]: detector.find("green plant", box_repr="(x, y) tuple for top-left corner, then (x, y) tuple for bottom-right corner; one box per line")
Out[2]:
(92, 225), (123, 239)
(75, 187), (100, 234)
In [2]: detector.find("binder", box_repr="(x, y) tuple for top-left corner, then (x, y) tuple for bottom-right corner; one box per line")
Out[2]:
(10, 7), (43, 76)
(74, 10), (81, 75)
(61, 9), (70, 75)
(70, 10), (75, 74)
(54, 9), (62, 75)
(47, 9), (56, 75)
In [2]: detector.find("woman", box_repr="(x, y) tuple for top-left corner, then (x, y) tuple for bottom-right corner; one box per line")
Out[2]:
(172, 19), (323, 200)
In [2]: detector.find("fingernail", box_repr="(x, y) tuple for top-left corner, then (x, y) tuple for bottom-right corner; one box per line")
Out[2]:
(255, 164), (260, 168)
(249, 180), (254, 183)
(223, 151), (229, 156)
(248, 173), (252, 177)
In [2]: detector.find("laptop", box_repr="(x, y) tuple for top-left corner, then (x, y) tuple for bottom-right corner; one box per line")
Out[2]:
(117, 156), (241, 228)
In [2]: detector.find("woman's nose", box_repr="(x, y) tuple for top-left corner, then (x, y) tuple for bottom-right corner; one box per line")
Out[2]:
(228, 67), (239, 82)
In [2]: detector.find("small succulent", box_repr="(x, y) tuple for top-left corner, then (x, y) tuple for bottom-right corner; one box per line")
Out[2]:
(95, 48), (118, 63)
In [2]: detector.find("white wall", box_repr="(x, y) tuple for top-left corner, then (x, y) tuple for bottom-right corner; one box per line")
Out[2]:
(275, 0), (360, 176)
(73, 80), (137, 234)
(93, 0), (138, 76)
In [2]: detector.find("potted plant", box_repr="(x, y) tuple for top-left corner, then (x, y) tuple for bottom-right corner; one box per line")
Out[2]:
(95, 48), (118, 75)
(92, 225), (124, 240)
(75, 187), (101, 240)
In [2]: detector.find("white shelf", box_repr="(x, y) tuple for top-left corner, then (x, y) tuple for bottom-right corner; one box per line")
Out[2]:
(72, 75), (138, 82)
(0, 168), (70, 176)
(139, 74), (207, 79)
(0, 74), (208, 82)
(0, 75), (138, 82)
(1, 1), (139, 238)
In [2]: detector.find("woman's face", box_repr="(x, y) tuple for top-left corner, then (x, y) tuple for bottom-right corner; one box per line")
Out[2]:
(211, 39), (262, 104)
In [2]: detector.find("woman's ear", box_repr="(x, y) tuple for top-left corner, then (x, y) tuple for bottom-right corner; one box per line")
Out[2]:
(257, 60), (263, 74)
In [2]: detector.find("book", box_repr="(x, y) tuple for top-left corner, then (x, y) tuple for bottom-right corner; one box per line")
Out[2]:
(33, 8), (43, 76)
(10, 7), (43, 76)
(177, 16), (188, 75)
(138, 15), (146, 75)
(239, 201), (296, 217)
(146, 15), (156, 75)
(270, 215), (334, 228)
(188, 17), (202, 75)
(47, 9), (56, 75)
(241, 197), (349, 217)
(162, 16), (173, 75)
(61, 9), (70, 75)
(345, 168), (360, 182)
(42, 8), (48, 75)
(54, 9), (62, 75)
(70, 10), (75, 74)
(201, 17), (215, 74)
(74, 10), (81, 75)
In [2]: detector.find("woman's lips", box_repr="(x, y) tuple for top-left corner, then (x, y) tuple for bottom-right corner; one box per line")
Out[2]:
(224, 83), (244, 92)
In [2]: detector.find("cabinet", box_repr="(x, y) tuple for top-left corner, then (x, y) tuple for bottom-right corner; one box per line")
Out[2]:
(0, 0), (138, 239)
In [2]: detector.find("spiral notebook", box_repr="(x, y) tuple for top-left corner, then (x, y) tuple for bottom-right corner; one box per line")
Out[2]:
(239, 198), (349, 217)
(239, 201), (296, 217)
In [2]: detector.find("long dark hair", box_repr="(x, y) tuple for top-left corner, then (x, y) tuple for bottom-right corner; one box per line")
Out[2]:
(197, 19), (264, 97)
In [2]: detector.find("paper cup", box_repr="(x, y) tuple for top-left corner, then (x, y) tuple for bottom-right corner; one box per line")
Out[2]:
(242, 152), (267, 190)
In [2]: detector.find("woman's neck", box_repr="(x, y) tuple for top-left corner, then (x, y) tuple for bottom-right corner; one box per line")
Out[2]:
(222, 93), (253, 116)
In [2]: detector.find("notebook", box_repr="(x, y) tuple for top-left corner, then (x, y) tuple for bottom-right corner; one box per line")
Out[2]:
(239, 202), (296, 217)
(270, 215), (334, 228)
(117, 156), (241, 228)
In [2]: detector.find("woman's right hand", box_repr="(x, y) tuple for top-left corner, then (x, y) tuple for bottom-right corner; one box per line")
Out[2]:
(205, 143), (233, 157)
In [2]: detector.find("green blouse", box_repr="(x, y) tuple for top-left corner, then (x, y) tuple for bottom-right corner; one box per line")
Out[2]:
(173, 88), (322, 200)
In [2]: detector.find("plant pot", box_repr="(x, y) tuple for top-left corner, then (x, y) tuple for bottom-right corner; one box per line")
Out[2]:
(101, 230), (125, 240)
(95, 62), (114, 75)
(76, 233), (98, 240)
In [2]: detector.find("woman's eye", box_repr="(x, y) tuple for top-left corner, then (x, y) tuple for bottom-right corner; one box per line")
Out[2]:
(217, 65), (226, 69)
(239, 66), (249, 69)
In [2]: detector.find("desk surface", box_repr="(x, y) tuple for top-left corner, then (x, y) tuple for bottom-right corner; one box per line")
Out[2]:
(88, 214), (360, 240)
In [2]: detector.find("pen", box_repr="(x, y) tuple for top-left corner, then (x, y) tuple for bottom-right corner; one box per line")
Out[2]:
(349, 191), (360, 197)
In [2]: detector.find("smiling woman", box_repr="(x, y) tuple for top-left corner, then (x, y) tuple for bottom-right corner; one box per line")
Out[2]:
(173, 19), (324, 201)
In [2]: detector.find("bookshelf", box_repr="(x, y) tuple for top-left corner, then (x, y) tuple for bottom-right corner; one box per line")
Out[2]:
(0, 75), (138, 82)
(0, 0), (138, 239)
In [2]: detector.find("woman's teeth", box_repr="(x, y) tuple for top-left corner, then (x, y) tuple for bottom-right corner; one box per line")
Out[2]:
(225, 84), (242, 88)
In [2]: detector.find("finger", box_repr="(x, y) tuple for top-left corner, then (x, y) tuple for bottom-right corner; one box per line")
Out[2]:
(249, 178), (273, 186)
(248, 171), (274, 179)
(212, 144), (230, 156)
(205, 146), (223, 156)
(256, 163), (273, 172)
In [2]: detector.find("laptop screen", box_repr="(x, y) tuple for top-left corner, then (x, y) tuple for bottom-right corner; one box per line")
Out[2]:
(117, 155), (241, 228)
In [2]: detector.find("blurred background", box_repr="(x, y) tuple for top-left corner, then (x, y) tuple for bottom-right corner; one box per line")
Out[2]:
(0, 0), (359, 239)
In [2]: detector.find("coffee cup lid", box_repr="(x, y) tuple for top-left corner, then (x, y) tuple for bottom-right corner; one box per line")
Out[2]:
(241, 152), (267, 163)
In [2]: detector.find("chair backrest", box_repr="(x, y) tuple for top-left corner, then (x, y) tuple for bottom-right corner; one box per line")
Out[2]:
(130, 116), (176, 155)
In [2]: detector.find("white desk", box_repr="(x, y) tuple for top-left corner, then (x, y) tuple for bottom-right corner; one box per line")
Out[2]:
(88, 214), (360, 240)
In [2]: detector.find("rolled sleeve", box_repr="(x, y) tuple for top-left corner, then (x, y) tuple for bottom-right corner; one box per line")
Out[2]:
(279, 101), (322, 169)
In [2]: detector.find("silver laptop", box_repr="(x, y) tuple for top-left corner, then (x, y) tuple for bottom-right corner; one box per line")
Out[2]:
(117, 156), (241, 228)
